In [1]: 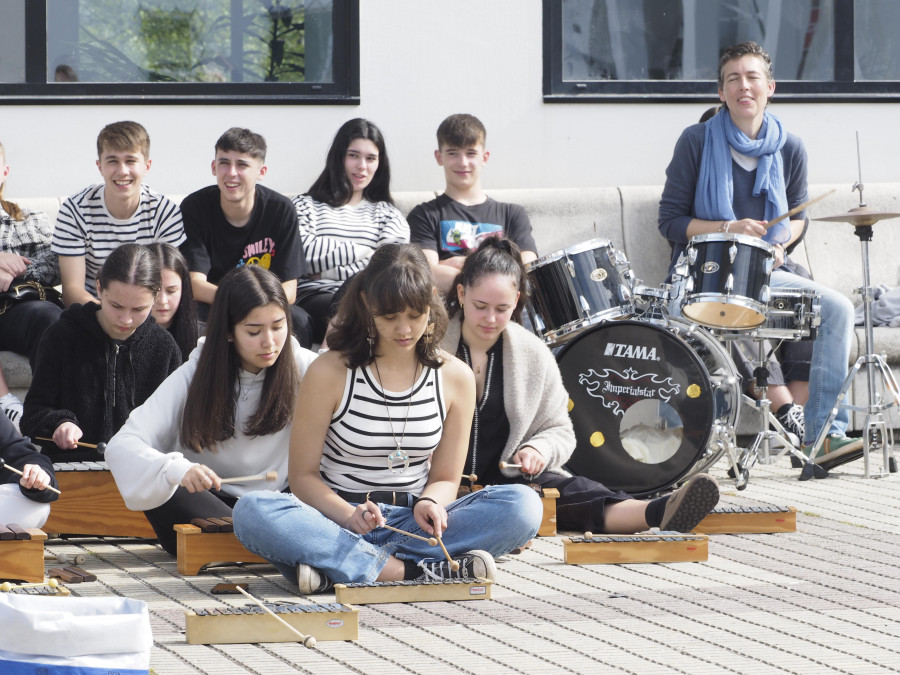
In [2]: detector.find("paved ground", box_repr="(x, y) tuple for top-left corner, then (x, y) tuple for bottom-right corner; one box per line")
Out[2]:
(34, 453), (900, 674)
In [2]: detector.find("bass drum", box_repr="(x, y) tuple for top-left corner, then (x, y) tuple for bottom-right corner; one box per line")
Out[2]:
(558, 318), (740, 497)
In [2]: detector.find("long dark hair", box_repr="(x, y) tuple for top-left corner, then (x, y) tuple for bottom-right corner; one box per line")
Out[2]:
(446, 237), (528, 323)
(180, 265), (300, 451)
(97, 243), (161, 295)
(306, 118), (394, 207)
(148, 243), (198, 362)
(328, 243), (447, 370)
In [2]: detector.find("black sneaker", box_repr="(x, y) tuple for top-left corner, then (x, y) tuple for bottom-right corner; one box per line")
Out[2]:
(660, 474), (720, 532)
(297, 563), (334, 594)
(415, 549), (497, 582)
(776, 403), (805, 443)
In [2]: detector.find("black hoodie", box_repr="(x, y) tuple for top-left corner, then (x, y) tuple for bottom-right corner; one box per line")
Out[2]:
(21, 302), (181, 462)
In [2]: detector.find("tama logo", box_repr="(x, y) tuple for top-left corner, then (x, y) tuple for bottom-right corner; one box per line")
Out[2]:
(603, 342), (660, 361)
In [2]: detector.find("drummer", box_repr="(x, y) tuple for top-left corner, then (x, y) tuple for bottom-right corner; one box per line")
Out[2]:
(443, 236), (720, 535)
(658, 41), (861, 470)
(408, 113), (538, 294)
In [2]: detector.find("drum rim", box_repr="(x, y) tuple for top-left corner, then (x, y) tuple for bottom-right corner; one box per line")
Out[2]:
(681, 293), (768, 329)
(538, 307), (636, 346)
(527, 238), (615, 269)
(557, 318), (733, 496)
(687, 232), (775, 251)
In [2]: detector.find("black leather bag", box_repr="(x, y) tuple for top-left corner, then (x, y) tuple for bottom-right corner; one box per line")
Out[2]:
(0, 280), (64, 315)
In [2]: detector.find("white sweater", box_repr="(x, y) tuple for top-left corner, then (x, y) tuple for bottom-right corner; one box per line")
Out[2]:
(105, 337), (316, 511)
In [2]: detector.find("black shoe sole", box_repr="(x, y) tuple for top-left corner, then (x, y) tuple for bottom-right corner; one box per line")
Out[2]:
(819, 449), (865, 472)
(661, 475), (719, 533)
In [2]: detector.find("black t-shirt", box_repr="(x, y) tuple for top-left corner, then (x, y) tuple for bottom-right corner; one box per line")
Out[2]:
(408, 194), (537, 260)
(457, 337), (510, 485)
(179, 184), (306, 285)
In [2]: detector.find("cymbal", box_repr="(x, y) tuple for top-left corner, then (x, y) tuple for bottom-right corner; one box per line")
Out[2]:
(814, 206), (900, 226)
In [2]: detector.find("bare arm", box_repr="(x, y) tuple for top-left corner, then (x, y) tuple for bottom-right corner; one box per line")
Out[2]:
(520, 250), (537, 265)
(281, 279), (297, 305)
(412, 355), (475, 537)
(423, 249), (465, 295)
(189, 271), (218, 305)
(58, 255), (96, 307)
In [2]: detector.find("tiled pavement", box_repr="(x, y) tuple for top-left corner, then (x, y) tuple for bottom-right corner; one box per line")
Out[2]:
(39, 455), (900, 674)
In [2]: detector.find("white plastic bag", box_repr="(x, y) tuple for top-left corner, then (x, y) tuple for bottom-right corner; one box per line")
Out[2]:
(0, 593), (151, 674)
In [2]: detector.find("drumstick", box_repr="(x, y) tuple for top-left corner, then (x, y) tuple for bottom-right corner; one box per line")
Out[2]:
(0, 579), (59, 592)
(0, 458), (61, 495)
(462, 473), (478, 482)
(499, 462), (522, 470)
(35, 437), (106, 454)
(234, 585), (316, 649)
(379, 523), (438, 546)
(764, 189), (836, 229)
(435, 535), (460, 571)
(218, 470), (278, 485)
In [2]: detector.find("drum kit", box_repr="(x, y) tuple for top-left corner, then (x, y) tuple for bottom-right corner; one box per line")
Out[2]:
(525, 191), (900, 494)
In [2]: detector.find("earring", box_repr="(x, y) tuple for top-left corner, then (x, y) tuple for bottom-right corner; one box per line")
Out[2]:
(423, 322), (436, 345)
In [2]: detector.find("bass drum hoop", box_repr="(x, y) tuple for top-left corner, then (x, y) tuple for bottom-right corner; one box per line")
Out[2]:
(558, 318), (739, 497)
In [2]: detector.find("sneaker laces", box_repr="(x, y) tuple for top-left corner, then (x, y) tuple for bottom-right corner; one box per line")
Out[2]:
(778, 403), (805, 439)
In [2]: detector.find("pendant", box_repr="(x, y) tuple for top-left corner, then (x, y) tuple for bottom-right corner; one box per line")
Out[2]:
(387, 447), (410, 473)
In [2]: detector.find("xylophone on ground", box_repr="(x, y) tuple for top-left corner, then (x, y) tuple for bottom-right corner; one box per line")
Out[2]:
(184, 601), (359, 644)
(45, 461), (155, 538)
(0, 524), (47, 583)
(334, 578), (492, 604)
(562, 531), (709, 564)
(174, 517), (269, 575)
(0, 579), (70, 596)
(693, 505), (797, 534)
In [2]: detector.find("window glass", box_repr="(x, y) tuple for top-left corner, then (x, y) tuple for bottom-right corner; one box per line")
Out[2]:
(0, 1), (26, 84)
(560, 0), (834, 83)
(46, 0), (333, 85)
(855, 0), (900, 80)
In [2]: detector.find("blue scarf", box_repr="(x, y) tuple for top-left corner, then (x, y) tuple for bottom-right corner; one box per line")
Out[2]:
(694, 108), (790, 245)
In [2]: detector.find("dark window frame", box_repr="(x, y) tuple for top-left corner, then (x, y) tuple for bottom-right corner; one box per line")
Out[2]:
(6, 0), (359, 105)
(543, 0), (900, 103)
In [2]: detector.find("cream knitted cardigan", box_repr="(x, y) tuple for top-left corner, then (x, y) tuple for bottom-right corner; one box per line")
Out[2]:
(442, 315), (576, 478)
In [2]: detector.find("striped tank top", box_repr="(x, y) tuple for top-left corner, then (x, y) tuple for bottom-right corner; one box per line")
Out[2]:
(320, 363), (446, 495)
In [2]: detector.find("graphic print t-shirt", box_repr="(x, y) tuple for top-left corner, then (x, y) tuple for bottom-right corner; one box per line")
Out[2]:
(180, 184), (306, 284)
(408, 194), (537, 260)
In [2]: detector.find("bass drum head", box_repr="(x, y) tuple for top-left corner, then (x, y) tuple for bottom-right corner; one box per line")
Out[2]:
(558, 319), (735, 497)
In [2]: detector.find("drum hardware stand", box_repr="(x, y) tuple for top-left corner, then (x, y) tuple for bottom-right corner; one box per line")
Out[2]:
(733, 339), (826, 488)
(810, 162), (900, 478)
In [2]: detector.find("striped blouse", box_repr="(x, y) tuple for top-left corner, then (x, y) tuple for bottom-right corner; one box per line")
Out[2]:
(320, 363), (445, 495)
(292, 195), (409, 282)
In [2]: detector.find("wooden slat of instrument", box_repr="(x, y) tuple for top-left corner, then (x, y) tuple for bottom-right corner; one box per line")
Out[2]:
(334, 578), (492, 605)
(0, 526), (47, 583)
(0, 578), (70, 596)
(562, 532), (708, 565)
(184, 602), (359, 645)
(538, 487), (559, 537)
(174, 519), (268, 575)
(693, 505), (797, 534)
(44, 462), (155, 538)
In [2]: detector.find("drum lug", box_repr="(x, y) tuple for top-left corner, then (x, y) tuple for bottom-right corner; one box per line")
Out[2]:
(686, 247), (697, 265)
(766, 256), (774, 274)
(725, 274), (734, 293)
(728, 243), (738, 263)
(760, 285), (770, 303)
(567, 260), (576, 278)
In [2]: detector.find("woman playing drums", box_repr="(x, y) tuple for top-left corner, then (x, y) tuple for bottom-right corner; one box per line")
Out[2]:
(443, 237), (720, 535)
(658, 41), (860, 469)
(233, 243), (541, 594)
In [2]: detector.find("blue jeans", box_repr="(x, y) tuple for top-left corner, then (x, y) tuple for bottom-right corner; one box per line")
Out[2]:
(233, 484), (542, 585)
(770, 269), (854, 443)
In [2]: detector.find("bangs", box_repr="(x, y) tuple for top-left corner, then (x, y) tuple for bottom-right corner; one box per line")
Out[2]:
(367, 269), (432, 317)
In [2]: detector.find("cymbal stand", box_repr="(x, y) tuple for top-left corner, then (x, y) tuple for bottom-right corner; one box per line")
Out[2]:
(806, 217), (899, 477)
(733, 339), (825, 488)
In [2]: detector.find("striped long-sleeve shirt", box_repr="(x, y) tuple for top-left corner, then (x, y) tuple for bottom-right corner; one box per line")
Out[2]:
(292, 195), (409, 281)
(52, 184), (185, 296)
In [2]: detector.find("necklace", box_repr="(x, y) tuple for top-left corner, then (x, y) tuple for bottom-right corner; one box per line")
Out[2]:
(372, 358), (418, 473)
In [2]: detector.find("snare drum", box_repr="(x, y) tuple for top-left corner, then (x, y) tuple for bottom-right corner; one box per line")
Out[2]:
(525, 239), (634, 345)
(680, 233), (774, 329)
(558, 318), (740, 497)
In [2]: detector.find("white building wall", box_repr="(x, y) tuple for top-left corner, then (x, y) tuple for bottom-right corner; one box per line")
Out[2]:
(2, 0), (899, 205)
